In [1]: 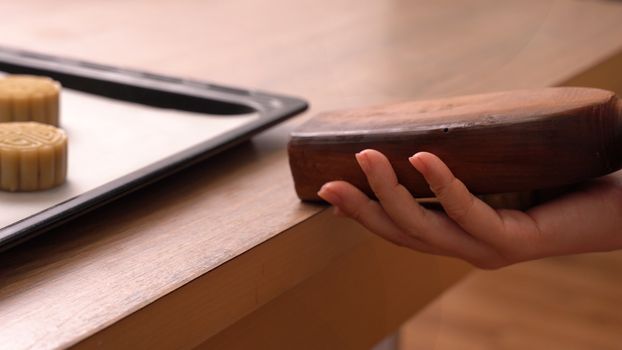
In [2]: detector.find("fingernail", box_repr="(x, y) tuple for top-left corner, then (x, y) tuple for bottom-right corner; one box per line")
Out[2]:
(318, 183), (342, 206)
(355, 151), (370, 173)
(409, 153), (427, 173)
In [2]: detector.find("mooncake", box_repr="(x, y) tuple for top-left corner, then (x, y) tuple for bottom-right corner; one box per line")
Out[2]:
(0, 75), (61, 126)
(0, 122), (67, 191)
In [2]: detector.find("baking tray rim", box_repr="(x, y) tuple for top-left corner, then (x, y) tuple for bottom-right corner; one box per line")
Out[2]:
(0, 46), (308, 251)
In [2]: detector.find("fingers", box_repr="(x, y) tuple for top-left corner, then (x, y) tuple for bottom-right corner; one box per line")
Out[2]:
(409, 152), (506, 243)
(355, 150), (427, 230)
(317, 150), (521, 268)
(355, 150), (488, 256)
(318, 181), (445, 255)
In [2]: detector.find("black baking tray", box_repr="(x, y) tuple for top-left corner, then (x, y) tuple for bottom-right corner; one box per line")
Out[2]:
(0, 46), (308, 252)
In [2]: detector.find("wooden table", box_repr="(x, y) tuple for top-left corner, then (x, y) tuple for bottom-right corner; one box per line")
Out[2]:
(2, 1), (622, 349)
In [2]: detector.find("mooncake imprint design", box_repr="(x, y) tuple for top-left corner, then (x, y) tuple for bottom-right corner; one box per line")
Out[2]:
(0, 75), (61, 126)
(0, 122), (67, 191)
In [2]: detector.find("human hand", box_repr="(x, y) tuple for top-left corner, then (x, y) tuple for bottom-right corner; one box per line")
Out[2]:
(317, 149), (622, 269)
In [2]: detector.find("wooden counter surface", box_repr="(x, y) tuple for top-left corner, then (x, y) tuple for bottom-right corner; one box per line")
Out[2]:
(1, 1), (622, 349)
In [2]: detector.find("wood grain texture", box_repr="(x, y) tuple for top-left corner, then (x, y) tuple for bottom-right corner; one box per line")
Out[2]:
(0, 0), (622, 349)
(196, 232), (469, 350)
(289, 87), (622, 200)
(400, 251), (622, 350)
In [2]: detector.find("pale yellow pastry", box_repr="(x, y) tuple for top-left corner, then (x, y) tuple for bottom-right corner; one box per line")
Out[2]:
(0, 122), (67, 191)
(0, 75), (61, 126)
